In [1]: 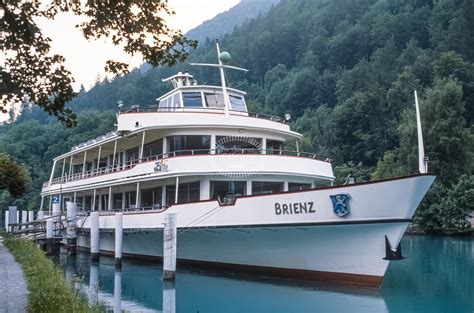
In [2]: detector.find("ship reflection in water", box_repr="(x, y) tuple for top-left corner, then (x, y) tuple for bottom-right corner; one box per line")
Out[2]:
(60, 236), (473, 313)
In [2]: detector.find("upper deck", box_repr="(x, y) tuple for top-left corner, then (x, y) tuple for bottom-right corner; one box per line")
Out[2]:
(116, 72), (299, 139)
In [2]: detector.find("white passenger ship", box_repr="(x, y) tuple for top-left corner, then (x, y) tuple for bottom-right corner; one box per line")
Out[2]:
(41, 43), (435, 286)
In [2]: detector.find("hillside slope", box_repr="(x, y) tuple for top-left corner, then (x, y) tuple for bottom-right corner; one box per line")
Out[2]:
(186, 0), (281, 43)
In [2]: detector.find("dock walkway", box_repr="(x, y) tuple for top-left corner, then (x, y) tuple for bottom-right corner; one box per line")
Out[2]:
(0, 237), (28, 313)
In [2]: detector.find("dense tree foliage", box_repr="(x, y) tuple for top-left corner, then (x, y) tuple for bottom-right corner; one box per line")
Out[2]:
(186, 0), (281, 43)
(0, 153), (29, 198)
(1, 0), (473, 232)
(0, 0), (196, 127)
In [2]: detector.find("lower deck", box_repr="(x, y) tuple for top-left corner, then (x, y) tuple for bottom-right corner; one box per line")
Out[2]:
(41, 175), (331, 213)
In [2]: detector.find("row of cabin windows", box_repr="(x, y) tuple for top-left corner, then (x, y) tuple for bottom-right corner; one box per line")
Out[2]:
(76, 180), (312, 210)
(78, 181), (312, 210)
(159, 92), (246, 112)
(66, 136), (284, 175)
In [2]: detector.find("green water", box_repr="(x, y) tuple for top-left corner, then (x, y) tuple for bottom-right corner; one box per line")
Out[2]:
(60, 235), (473, 313)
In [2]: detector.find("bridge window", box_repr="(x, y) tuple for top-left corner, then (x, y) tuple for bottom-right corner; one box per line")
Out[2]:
(252, 181), (284, 195)
(267, 139), (283, 154)
(288, 182), (311, 191)
(204, 92), (225, 108)
(182, 92), (203, 107)
(210, 181), (246, 200)
(229, 95), (246, 112)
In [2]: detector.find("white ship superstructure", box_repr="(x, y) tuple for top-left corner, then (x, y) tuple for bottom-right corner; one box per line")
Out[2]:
(40, 43), (435, 286)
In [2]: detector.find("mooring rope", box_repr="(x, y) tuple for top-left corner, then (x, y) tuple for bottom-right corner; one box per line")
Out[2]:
(177, 204), (225, 236)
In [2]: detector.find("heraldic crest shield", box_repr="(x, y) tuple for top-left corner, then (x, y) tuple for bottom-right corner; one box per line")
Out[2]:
(329, 194), (351, 217)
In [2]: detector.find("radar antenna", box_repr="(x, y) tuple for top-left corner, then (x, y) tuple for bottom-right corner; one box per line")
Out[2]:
(190, 39), (248, 115)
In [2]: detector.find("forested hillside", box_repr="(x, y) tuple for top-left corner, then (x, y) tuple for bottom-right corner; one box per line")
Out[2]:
(185, 0), (281, 43)
(1, 0), (473, 232)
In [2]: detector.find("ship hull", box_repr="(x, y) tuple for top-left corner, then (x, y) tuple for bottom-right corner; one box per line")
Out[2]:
(75, 174), (435, 286)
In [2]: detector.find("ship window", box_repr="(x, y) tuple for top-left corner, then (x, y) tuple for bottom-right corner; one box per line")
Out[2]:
(216, 136), (261, 154)
(141, 188), (163, 208)
(113, 193), (123, 210)
(84, 196), (92, 211)
(168, 135), (210, 155)
(125, 191), (136, 209)
(158, 97), (170, 108)
(182, 92), (203, 107)
(210, 181), (246, 200)
(204, 92), (225, 108)
(229, 95), (246, 112)
(126, 147), (139, 162)
(288, 182), (311, 192)
(172, 94), (181, 108)
(166, 181), (200, 205)
(267, 139), (283, 154)
(143, 139), (163, 158)
(252, 181), (284, 195)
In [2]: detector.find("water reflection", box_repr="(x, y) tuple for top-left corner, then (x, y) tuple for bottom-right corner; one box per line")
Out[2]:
(57, 236), (473, 313)
(113, 270), (121, 313)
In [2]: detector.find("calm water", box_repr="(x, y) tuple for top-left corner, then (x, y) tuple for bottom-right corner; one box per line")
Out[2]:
(58, 235), (473, 313)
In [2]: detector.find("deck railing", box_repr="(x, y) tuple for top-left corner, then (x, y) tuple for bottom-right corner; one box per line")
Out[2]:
(46, 148), (330, 186)
(118, 106), (289, 124)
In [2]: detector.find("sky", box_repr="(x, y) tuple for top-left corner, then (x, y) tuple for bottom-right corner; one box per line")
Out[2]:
(39, 0), (240, 90)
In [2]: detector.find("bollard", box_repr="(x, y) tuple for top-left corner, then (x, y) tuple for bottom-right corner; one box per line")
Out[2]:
(37, 211), (44, 220)
(46, 219), (54, 255)
(21, 210), (27, 230)
(90, 212), (100, 262)
(4, 210), (9, 232)
(66, 202), (78, 255)
(114, 213), (123, 269)
(113, 270), (122, 313)
(163, 213), (177, 281)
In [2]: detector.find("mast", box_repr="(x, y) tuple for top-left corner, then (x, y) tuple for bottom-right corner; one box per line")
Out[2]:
(215, 40), (231, 115)
(190, 39), (248, 115)
(414, 90), (427, 174)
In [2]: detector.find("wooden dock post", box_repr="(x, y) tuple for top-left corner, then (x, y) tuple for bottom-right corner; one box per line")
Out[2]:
(4, 210), (9, 232)
(114, 212), (123, 269)
(90, 212), (100, 262)
(21, 210), (27, 230)
(90, 212), (100, 261)
(52, 200), (61, 236)
(28, 211), (34, 224)
(66, 202), (77, 255)
(163, 213), (177, 281)
(8, 206), (17, 232)
(46, 219), (54, 255)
